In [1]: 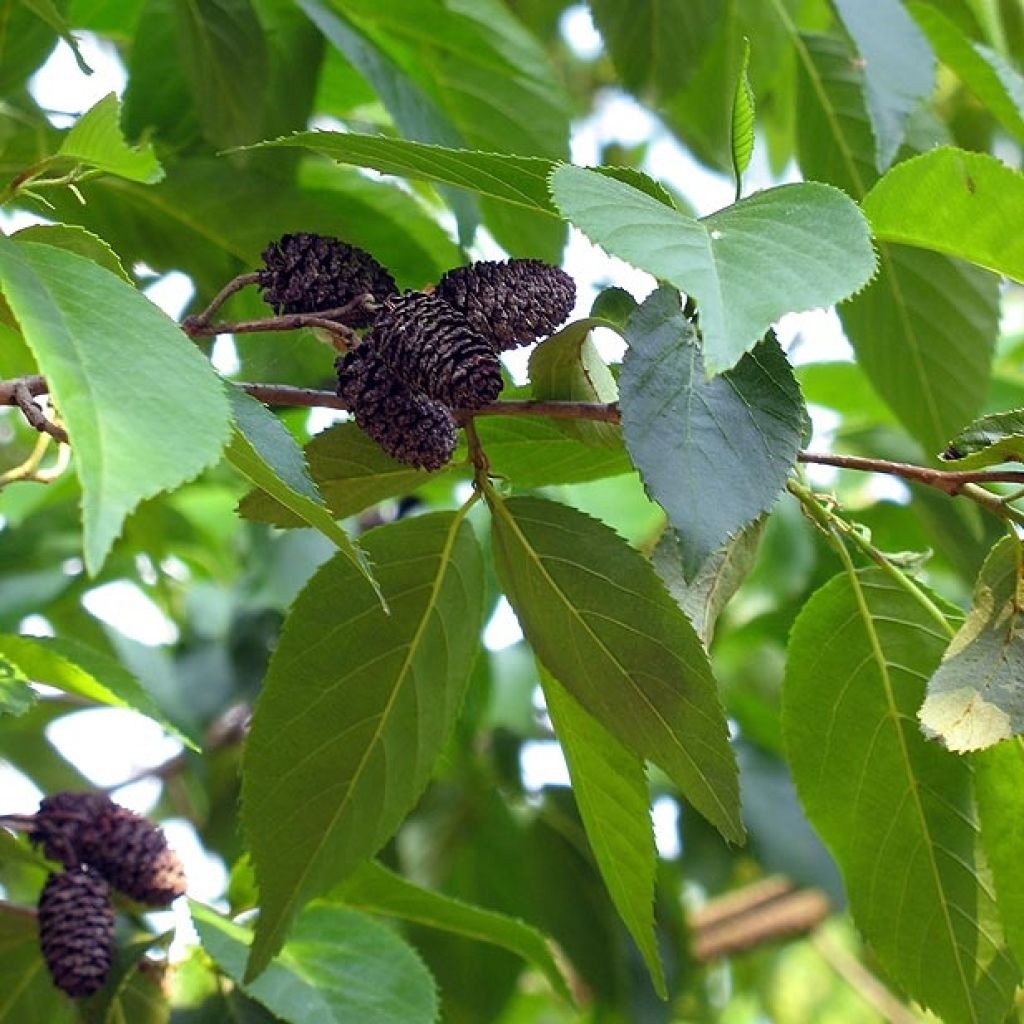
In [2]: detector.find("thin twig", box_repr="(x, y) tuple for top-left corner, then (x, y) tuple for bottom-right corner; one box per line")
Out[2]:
(12, 382), (68, 443)
(181, 272), (261, 330)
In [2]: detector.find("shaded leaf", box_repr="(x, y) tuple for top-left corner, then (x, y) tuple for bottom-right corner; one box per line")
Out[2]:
(974, 739), (1024, 972)
(920, 537), (1024, 751)
(539, 666), (664, 997)
(0, 633), (196, 749)
(225, 390), (378, 599)
(620, 288), (803, 577)
(57, 93), (163, 184)
(0, 905), (75, 1023)
(730, 36), (755, 196)
(941, 407), (1024, 466)
(0, 238), (232, 574)
(19, 0), (90, 73)
(549, 165), (876, 374)
(796, 32), (1000, 455)
(652, 518), (765, 647)
(242, 512), (484, 977)
(78, 930), (172, 1024)
(832, 0), (936, 170)
(330, 860), (573, 1005)
(489, 493), (742, 842)
(528, 317), (620, 448)
(0, 659), (36, 717)
(783, 569), (1017, 1022)
(193, 901), (437, 1024)
(863, 147), (1024, 283)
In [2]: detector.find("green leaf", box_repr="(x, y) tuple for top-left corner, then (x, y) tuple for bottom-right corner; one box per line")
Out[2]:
(730, 36), (755, 197)
(330, 860), (573, 1005)
(488, 493), (742, 842)
(907, 2), (1024, 142)
(0, 634), (197, 749)
(974, 739), (1024, 971)
(620, 288), (803, 577)
(652, 519), (765, 648)
(538, 666), (665, 998)
(919, 537), (1024, 751)
(0, 905), (75, 1023)
(528, 317), (621, 448)
(587, 0), (722, 100)
(0, 658), (36, 717)
(252, 131), (557, 215)
(242, 511), (484, 978)
(941, 407), (1024, 466)
(192, 901), (438, 1024)
(78, 930), (172, 1024)
(57, 93), (163, 184)
(783, 569), (1017, 1022)
(0, 238), (232, 574)
(225, 390), (379, 601)
(177, 0), (269, 150)
(832, 0), (936, 170)
(11, 225), (130, 283)
(549, 165), (876, 374)
(863, 148), (1024, 283)
(19, 0), (91, 74)
(795, 32), (1000, 455)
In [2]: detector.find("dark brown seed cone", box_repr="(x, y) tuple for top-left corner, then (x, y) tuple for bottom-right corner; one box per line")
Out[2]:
(31, 792), (186, 906)
(370, 292), (502, 410)
(258, 232), (397, 326)
(38, 869), (115, 999)
(337, 344), (458, 470)
(434, 259), (576, 351)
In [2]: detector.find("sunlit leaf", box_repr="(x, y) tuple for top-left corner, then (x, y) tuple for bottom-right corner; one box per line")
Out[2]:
(58, 93), (162, 183)
(730, 36), (755, 195)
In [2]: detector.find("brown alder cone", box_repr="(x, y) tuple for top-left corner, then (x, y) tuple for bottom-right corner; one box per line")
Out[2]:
(434, 259), (576, 350)
(30, 792), (186, 906)
(37, 868), (115, 998)
(336, 343), (458, 470)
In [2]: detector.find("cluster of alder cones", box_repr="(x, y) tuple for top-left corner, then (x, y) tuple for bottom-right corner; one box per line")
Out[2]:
(27, 791), (186, 998)
(258, 233), (577, 469)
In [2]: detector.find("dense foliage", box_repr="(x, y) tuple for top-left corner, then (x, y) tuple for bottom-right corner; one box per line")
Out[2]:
(1, 0), (1024, 1021)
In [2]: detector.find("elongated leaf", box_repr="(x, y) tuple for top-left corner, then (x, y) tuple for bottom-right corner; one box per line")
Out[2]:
(832, 0), (935, 170)
(908, 1), (1024, 142)
(330, 860), (572, 1004)
(974, 740), (1024, 971)
(0, 906), (75, 1024)
(489, 493), (742, 842)
(242, 512), (484, 978)
(57, 93), (163, 184)
(528, 318), (620, 447)
(539, 666), (664, 997)
(730, 36), (755, 196)
(0, 238), (232, 574)
(941, 408), (1024, 466)
(193, 901), (437, 1024)
(588, 0), (721, 99)
(783, 569), (1017, 1022)
(225, 390), (378, 598)
(0, 634), (196, 749)
(652, 519), (765, 647)
(253, 131), (557, 214)
(549, 166), (875, 374)
(19, 0), (90, 73)
(239, 416), (632, 527)
(620, 288), (803, 577)
(919, 537), (1024, 751)
(795, 32), (1000, 454)
(863, 147), (1024, 283)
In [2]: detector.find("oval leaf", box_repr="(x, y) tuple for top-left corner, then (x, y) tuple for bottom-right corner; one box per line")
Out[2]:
(920, 537), (1024, 751)
(621, 288), (803, 578)
(0, 238), (232, 574)
(242, 511), (484, 977)
(193, 901), (437, 1024)
(863, 147), (1024, 283)
(941, 408), (1024, 467)
(549, 165), (876, 374)
(488, 493), (742, 842)
(783, 569), (1017, 1022)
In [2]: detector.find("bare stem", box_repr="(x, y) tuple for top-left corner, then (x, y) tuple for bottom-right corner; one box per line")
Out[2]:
(181, 272), (261, 330)
(11, 382), (68, 444)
